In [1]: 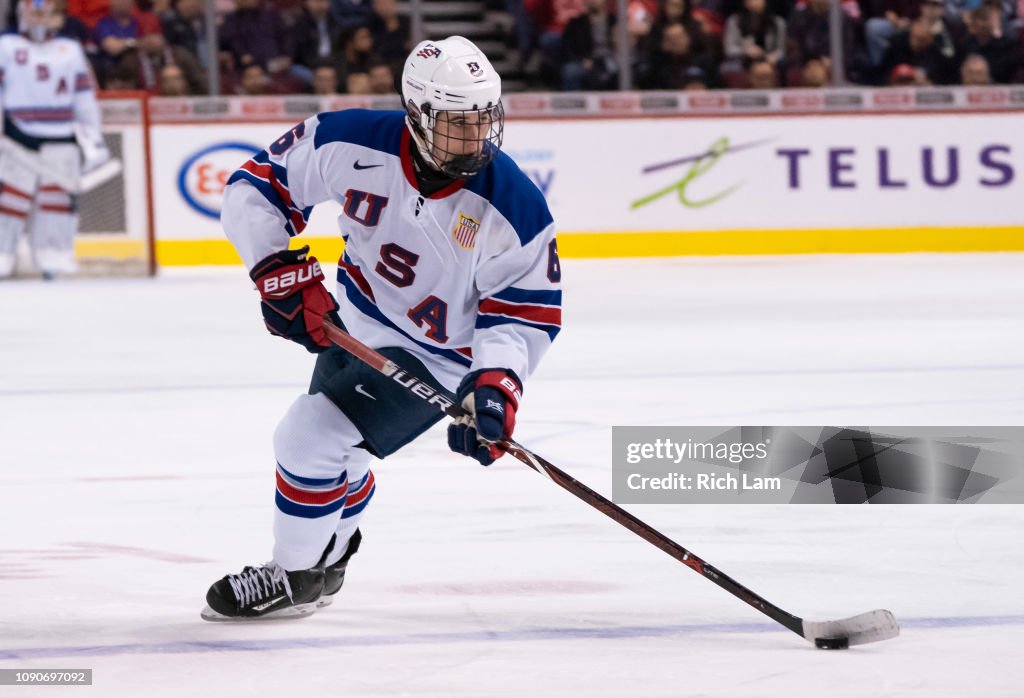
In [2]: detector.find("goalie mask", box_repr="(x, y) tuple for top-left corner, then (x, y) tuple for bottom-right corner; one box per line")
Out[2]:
(18, 0), (58, 42)
(401, 36), (504, 178)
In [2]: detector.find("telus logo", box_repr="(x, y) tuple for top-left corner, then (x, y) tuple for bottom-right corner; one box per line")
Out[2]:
(776, 145), (1015, 190)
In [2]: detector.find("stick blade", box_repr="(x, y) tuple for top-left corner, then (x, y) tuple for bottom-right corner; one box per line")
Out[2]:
(803, 609), (900, 647)
(77, 159), (124, 194)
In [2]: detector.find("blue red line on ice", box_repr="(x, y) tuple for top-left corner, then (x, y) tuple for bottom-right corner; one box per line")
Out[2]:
(1, 615), (1022, 659)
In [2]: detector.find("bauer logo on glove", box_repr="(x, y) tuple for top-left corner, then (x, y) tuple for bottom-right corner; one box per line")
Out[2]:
(250, 246), (342, 353)
(256, 258), (323, 298)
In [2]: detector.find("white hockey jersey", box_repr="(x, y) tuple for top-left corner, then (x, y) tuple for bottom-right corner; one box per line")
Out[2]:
(222, 109), (562, 390)
(0, 32), (101, 141)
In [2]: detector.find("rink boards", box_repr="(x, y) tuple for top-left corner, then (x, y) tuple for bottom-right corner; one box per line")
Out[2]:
(107, 94), (1024, 264)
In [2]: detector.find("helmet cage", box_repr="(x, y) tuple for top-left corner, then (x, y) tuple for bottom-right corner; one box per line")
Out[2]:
(406, 100), (504, 178)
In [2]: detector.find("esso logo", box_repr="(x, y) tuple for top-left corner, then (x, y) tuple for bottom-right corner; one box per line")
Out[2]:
(177, 142), (261, 219)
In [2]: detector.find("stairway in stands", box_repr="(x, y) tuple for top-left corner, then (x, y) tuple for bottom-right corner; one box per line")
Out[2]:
(397, 1), (528, 91)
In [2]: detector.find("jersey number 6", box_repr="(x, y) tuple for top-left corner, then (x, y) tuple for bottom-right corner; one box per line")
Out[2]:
(269, 122), (307, 156)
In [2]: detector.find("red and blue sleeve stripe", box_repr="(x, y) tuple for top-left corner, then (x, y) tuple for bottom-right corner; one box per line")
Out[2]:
(227, 151), (313, 237)
(74, 72), (93, 92)
(477, 287), (562, 341)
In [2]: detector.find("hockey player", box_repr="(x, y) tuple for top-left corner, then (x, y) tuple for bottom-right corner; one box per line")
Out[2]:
(202, 36), (562, 621)
(0, 0), (109, 279)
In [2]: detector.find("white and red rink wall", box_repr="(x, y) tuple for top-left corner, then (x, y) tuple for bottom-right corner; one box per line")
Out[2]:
(110, 87), (1024, 266)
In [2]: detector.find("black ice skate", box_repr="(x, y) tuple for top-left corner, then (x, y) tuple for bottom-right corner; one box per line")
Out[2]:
(317, 529), (362, 608)
(201, 562), (324, 622)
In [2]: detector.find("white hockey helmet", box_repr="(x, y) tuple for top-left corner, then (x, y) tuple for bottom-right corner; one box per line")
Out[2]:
(401, 36), (504, 178)
(18, 0), (57, 42)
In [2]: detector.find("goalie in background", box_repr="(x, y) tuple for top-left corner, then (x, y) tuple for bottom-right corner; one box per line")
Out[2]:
(0, 0), (110, 280)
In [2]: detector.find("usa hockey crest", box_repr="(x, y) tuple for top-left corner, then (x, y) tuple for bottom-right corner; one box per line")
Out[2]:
(452, 212), (480, 249)
(467, 61), (483, 77)
(416, 45), (442, 59)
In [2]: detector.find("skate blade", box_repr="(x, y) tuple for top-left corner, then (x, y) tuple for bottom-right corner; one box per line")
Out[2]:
(316, 594), (335, 608)
(200, 602), (318, 622)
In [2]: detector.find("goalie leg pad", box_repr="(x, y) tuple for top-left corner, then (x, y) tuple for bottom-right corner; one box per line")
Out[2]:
(28, 143), (80, 275)
(0, 149), (37, 278)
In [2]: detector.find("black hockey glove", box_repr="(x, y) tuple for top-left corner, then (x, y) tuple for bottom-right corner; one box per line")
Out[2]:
(250, 246), (341, 353)
(447, 369), (522, 466)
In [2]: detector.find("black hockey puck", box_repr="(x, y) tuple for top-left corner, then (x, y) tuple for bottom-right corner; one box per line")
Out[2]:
(815, 637), (850, 650)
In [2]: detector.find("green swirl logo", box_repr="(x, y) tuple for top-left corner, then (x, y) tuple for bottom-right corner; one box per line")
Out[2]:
(631, 137), (774, 210)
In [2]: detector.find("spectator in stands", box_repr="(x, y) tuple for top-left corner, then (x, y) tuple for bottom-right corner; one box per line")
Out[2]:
(683, 63), (709, 87)
(238, 62), (269, 94)
(52, 0), (104, 81)
(112, 20), (207, 93)
(863, 0), (963, 83)
(368, 0), (410, 70)
(105, 60), (139, 89)
(889, 61), (926, 83)
(961, 4), (1016, 81)
(96, 0), (148, 64)
(944, 0), (1015, 35)
(67, 0), (111, 28)
(54, 0), (94, 45)
(340, 24), (377, 75)
(505, 0), (536, 73)
(367, 59), (395, 94)
(158, 63), (190, 94)
(866, 0), (963, 84)
(721, 0), (786, 84)
(863, 0), (920, 68)
(747, 56), (779, 85)
(525, 0), (587, 87)
(785, 0), (856, 82)
(216, 49), (238, 94)
(882, 14), (960, 83)
(647, 0), (710, 53)
(219, 0), (291, 72)
(800, 56), (829, 85)
(920, 0), (963, 59)
(625, 0), (658, 48)
(691, 4), (725, 43)
(160, 0), (209, 67)
(959, 51), (993, 82)
(945, 0), (984, 26)
(274, 0), (305, 25)
(560, 0), (619, 90)
(292, 0), (344, 83)
(311, 62), (340, 94)
(331, 0), (373, 31)
(637, 20), (718, 87)
(345, 70), (371, 94)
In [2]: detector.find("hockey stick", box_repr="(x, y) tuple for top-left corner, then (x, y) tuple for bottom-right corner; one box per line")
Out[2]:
(321, 318), (899, 649)
(0, 134), (122, 194)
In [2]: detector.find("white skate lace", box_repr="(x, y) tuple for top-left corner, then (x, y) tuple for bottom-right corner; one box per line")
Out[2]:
(226, 563), (294, 607)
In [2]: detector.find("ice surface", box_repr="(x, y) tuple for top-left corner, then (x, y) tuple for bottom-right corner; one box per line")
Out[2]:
(1, 254), (1023, 696)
